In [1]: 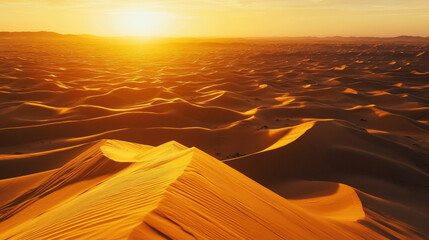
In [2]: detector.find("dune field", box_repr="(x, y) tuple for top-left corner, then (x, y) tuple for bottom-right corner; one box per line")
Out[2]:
(0, 34), (428, 239)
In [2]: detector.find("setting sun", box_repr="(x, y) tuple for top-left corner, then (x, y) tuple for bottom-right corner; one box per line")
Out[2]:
(1, 0), (428, 37)
(111, 11), (171, 36)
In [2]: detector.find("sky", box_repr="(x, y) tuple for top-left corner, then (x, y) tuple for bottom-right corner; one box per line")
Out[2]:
(1, 0), (429, 37)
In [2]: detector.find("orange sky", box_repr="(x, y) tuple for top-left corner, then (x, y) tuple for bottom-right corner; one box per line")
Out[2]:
(1, 0), (429, 37)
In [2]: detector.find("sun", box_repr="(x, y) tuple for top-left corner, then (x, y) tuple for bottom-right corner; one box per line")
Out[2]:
(112, 11), (169, 36)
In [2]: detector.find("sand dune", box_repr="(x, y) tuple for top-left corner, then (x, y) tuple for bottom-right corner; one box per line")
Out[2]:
(0, 140), (421, 239)
(0, 35), (428, 239)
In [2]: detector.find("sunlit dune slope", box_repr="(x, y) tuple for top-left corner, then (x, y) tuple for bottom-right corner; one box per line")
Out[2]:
(0, 139), (415, 240)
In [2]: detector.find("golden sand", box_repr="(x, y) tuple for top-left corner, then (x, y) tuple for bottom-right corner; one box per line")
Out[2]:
(0, 35), (428, 239)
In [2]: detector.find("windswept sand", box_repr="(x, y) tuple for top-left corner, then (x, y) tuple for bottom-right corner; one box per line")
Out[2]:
(0, 140), (420, 239)
(0, 35), (428, 239)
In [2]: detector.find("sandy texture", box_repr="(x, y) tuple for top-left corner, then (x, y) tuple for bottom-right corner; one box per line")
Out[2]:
(0, 35), (428, 239)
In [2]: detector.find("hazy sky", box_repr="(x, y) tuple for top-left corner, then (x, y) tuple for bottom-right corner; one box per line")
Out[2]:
(1, 0), (428, 37)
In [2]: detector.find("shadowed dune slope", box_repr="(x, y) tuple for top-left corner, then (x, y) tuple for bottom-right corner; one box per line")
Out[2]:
(0, 140), (422, 240)
(226, 120), (429, 237)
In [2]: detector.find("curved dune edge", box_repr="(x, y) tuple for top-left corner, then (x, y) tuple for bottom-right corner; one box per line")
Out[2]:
(226, 119), (429, 186)
(274, 181), (366, 222)
(0, 139), (422, 240)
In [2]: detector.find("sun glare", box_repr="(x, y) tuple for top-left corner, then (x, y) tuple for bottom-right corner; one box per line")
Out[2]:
(112, 11), (170, 36)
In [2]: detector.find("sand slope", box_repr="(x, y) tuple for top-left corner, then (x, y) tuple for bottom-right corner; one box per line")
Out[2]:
(0, 139), (420, 240)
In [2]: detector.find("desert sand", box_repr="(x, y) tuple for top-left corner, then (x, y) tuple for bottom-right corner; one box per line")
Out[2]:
(0, 33), (428, 239)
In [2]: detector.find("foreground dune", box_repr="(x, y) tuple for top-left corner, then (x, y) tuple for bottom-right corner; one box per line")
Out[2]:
(0, 35), (428, 239)
(0, 140), (421, 239)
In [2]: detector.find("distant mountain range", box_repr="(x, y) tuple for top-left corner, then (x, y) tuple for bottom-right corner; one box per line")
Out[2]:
(0, 31), (96, 38)
(274, 35), (429, 43)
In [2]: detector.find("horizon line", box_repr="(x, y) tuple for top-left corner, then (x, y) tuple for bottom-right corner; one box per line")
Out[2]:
(1, 31), (429, 40)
